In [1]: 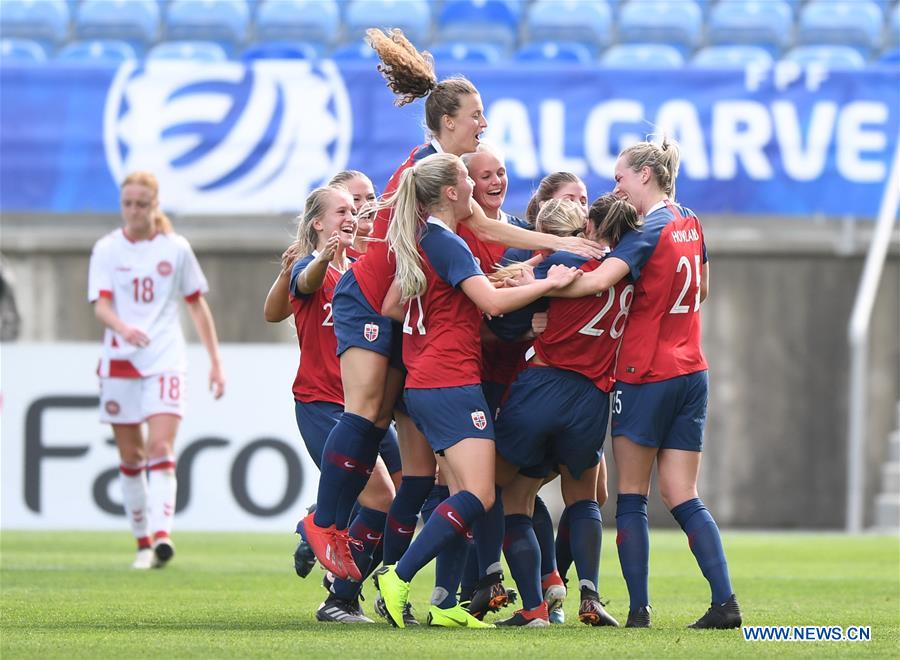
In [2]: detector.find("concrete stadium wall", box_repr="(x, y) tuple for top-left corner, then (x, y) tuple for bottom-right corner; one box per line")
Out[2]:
(3, 214), (899, 529)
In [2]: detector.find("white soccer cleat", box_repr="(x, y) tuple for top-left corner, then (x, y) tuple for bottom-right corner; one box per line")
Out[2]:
(132, 548), (155, 570)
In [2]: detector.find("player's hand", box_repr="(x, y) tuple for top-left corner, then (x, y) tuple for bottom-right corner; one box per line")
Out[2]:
(209, 364), (225, 400)
(320, 232), (340, 261)
(281, 241), (302, 273)
(531, 311), (548, 337)
(121, 325), (150, 348)
(504, 264), (535, 288)
(556, 236), (606, 259)
(545, 264), (582, 288)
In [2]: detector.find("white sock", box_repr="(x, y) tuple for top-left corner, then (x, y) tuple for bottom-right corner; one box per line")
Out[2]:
(147, 455), (177, 541)
(119, 462), (149, 543)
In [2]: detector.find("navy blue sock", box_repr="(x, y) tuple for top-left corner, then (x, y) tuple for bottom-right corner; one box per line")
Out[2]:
(555, 505), (573, 582)
(503, 514), (543, 610)
(333, 424), (384, 529)
(472, 486), (504, 576)
(396, 491), (485, 583)
(458, 543), (478, 602)
(671, 498), (734, 604)
(314, 412), (376, 528)
(616, 494), (650, 611)
(432, 532), (469, 609)
(331, 507), (385, 600)
(382, 475), (434, 565)
(532, 495), (557, 579)
(568, 499), (602, 592)
(421, 484), (450, 523)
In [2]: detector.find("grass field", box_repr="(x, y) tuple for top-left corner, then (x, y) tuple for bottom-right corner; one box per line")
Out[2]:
(1, 530), (898, 658)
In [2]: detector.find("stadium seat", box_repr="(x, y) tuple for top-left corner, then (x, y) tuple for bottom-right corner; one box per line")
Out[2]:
(524, 0), (612, 49)
(600, 43), (684, 68)
(880, 47), (900, 65)
(0, 0), (69, 47)
(429, 41), (504, 64)
(0, 37), (47, 63)
(889, 5), (900, 48)
(437, 0), (518, 50)
(706, 1), (793, 56)
(515, 41), (594, 64)
(74, 0), (159, 49)
(57, 39), (137, 63)
(241, 41), (318, 61)
(344, 0), (431, 46)
(692, 45), (773, 69)
(254, 0), (338, 51)
(782, 45), (866, 69)
(329, 42), (379, 61)
(147, 40), (229, 62)
(617, 0), (702, 55)
(797, 1), (883, 57)
(165, 0), (248, 53)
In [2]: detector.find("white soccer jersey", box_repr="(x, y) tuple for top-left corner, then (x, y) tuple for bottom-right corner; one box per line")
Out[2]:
(88, 229), (208, 378)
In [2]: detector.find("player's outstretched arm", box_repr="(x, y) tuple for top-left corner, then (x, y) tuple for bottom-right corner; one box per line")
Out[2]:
(93, 297), (149, 347)
(552, 257), (631, 299)
(460, 266), (581, 318)
(295, 232), (340, 295)
(186, 296), (225, 399)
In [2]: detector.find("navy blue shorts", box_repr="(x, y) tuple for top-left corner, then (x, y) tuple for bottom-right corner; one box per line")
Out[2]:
(481, 381), (507, 421)
(404, 384), (495, 453)
(333, 269), (395, 360)
(495, 367), (607, 480)
(611, 371), (708, 452)
(293, 399), (403, 473)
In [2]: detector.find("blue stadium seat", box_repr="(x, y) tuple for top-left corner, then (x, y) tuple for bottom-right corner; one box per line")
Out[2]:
(515, 41), (594, 64)
(707, 1), (793, 56)
(57, 39), (137, 63)
(437, 0), (518, 50)
(75, 0), (159, 49)
(617, 0), (702, 55)
(147, 40), (229, 62)
(429, 41), (504, 64)
(255, 0), (338, 50)
(797, 1), (883, 57)
(165, 0), (248, 53)
(783, 45), (866, 69)
(692, 45), (773, 68)
(0, 0), (69, 47)
(525, 0), (612, 49)
(345, 0), (431, 45)
(889, 5), (900, 48)
(880, 47), (900, 65)
(0, 37), (47, 63)
(242, 41), (318, 60)
(600, 43), (684, 68)
(329, 42), (379, 61)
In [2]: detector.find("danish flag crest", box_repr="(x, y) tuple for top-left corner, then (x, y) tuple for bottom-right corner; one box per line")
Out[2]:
(363, 323), (379, 342)
(471, 410), (487, 431)
(157, 260), (173, 276)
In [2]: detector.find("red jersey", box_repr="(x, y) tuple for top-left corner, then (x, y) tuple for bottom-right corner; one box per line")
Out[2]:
(532, 254), (633, 393)
(403, 219), (485, 389)
(289, 253), (345, 405)
(351, 143), (437, 311)
(609, 200), (708, 383)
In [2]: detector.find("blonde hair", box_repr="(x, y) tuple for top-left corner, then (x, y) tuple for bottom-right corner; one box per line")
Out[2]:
(619, 136), (681, 199)
(121, 171), (172, 233)
(524, 172), (584, 227)
(535, 198), (586, 238)
(295, 187), (346, 255)
(328, 169), (370, 189)
(386, 152), (463, 301)
(460, 141), (505, 170)
(588, 194), (642, 246)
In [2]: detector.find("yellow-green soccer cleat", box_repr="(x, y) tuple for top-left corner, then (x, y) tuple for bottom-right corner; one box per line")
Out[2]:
(427, 604), (496, 629)
(373, 566), (411, 629)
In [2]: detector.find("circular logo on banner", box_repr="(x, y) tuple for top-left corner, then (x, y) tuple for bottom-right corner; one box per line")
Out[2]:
(157, 260), (173, 276)
(103, 60), (352, 214)
(105, 400), (121, 416)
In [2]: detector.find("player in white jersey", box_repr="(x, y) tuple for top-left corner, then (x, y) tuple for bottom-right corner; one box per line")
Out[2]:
(88, 171), (226, 570)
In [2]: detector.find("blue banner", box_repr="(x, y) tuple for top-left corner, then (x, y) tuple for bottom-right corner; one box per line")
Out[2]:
(1, 61), (897, 217)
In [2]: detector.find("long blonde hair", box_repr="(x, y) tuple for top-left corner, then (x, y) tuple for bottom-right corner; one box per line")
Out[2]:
(386, 153), (463, 301)
(295, 186), (345, 255)
(619, 136), (681, 200)
(535, 198), (586, 238)
(121, 171), (172, 234)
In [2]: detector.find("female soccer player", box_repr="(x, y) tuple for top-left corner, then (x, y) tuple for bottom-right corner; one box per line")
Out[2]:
(327, 170), (377, 259)
(88, 171), (225, 570)
(373, 152), (581, 629)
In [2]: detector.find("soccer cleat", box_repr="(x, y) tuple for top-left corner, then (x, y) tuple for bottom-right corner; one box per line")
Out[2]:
(625, 605), (652, 628)
(132, 548), (154, 570)
(152, 537), (175, 568)
(496, 602), (550, 628)
(334, 528), (364, 582)
(466, 571), (509, 620)
(578, 588), (619, 627)
(542, 571), (566, 620)
(302, 512), (360, 581)
(427, 604), (495, 628)
(373, 566), (411, 628)
(688, 594), (742, 630)
(293, 540), (317, 578)
(316, 595), (375, 624)
(549, 608), (566, 624)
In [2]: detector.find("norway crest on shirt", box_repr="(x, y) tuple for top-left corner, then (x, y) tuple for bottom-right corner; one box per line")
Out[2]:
(471, 410), (487, 431)
(364, 323), (379, 342)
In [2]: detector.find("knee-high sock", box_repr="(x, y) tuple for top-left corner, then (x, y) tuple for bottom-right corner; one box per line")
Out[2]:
(554, 505), (573, 581)
(616, 494), (650, 611)
(421, 484), (449, 523)
(331, 507), (386, 600)
(432, 532), (469, 609)
(531, 495), (557, 580)
(395, 491), (485, 583)
(383, 476), (435, 565)
(568, 499), (602, 592)
(671, 498), (734, 604)
(472, 486), (504, 576)
(147, 455), (176, 541)
(335, 426), (389, 529)
(458, 543), (479, 602)
(503, 514), (543, 610)
(314, 413), (378, 528)
(119, 462), (149, 546)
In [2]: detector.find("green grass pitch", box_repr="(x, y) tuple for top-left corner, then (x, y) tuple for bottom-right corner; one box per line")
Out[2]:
(2, 530), (897, 658)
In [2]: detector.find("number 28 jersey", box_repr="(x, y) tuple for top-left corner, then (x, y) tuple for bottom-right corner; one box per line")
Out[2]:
(88, 229), (208, 378)
(608, 200), (708, 384)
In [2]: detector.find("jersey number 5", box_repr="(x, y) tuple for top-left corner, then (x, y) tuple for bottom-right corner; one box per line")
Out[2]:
(670, 255), (701, 314)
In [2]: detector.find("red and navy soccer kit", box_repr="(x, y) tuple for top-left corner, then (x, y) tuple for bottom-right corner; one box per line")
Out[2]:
(608, 200), (709, 451)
